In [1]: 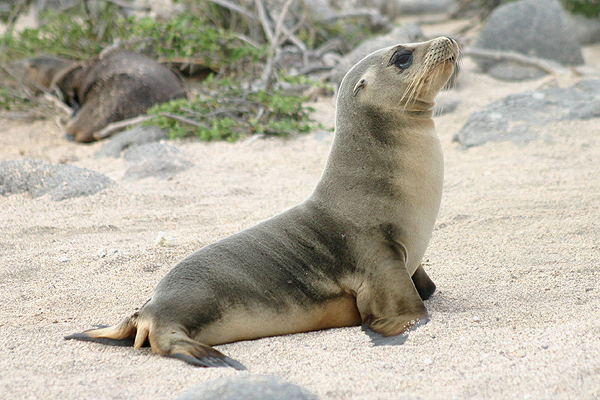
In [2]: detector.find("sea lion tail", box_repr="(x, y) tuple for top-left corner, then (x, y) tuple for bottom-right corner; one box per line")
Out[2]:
(65, 315), (246, 370)
(64, 314), (144, 348)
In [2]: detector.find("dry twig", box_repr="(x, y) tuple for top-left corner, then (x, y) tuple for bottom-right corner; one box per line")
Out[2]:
(93, 114), (154, 140)
(464, 48), (569, 75)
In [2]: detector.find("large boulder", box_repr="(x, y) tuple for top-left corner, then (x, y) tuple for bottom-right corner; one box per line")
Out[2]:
(122, 142), (193, 181)
(471, 0), (584, 74)
(174, 375), (320, 400)
(453, 79), (600, 148)
(94, 125), (168, 159)
(0, 159), (113, 201)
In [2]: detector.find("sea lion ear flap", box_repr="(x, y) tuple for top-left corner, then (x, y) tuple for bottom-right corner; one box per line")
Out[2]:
(353, 78), (367, 97)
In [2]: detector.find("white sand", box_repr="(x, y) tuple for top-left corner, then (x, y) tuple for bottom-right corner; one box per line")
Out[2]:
(1, 49), (600, 399)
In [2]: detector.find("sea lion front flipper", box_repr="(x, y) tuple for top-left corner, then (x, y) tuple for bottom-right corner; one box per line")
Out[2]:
(355, 257), (429, 346)
(412, 264), (437, 301)
(361, 318), (429, 346)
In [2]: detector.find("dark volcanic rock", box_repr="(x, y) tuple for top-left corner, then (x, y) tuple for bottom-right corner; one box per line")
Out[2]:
(487, 62), (547, 82)
(123, 142), (193, 180)
(174, 375), (320, 400)
(95, 125), (168, 158)
(454, 80), (600, 148)
(0, 159), (113, 200)
(94, 126), (191, 181)
(472, 0), (584, 74)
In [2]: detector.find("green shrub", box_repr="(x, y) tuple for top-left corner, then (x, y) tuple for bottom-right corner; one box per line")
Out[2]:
(561, 0), (600, 17)
(147, 75), (315, 142)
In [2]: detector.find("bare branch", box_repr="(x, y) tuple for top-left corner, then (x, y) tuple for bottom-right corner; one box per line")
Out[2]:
(158, 112), (208, 129)
(272, 0), (296, 45)
(93, 115), (154, 140)
(254, 0), (274, 44)
(206, 0), (258, 21)
(464, 48), (569, 75)
(42, 93), (73, 116)
(104, 0), (150, 11)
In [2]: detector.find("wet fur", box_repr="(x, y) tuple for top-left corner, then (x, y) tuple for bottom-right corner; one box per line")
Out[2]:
(65, 37), (460, 369)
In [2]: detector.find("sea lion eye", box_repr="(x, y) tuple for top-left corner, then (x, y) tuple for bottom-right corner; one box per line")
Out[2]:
(390, 50), (413, 71)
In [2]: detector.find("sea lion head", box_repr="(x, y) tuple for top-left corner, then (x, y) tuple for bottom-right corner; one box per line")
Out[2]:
(338, 36), (460, 120)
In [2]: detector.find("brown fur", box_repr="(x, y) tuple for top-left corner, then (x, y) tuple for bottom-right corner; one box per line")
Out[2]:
(51, 51), (187, 142)
(65, 37), (460, 369)
(8, 55), (76, 93)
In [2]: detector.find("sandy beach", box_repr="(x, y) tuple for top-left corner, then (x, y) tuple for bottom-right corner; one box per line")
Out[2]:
(1, 39), (600, 400)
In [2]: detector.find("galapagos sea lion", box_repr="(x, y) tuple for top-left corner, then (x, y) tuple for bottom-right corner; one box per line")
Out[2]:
(9, 52), (186, 142)
(65, 36), (460, 370)
(7, 55), (77, 92)
(52, 50), (187, 142)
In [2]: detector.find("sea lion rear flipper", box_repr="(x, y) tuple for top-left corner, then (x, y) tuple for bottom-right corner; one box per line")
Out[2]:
(162, 335), (246, 370)
(66, 316), (245, 369)
(355, 255), (429, 346)
(170, 351), (246, 370)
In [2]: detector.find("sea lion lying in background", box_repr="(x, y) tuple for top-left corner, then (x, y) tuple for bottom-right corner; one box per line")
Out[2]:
(11, 51), (187, 142)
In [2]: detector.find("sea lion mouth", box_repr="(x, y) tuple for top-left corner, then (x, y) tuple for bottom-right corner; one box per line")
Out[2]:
(398, 37), (460, 111)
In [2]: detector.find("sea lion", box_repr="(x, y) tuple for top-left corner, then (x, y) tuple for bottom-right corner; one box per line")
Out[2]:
(7, 55), (76, 92)
(65, 36), (460, 370)
(52, 50), (187, 142)
(12, 51), (186, 142)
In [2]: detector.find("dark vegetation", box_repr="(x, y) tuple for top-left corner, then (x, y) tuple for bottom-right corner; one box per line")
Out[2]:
(452, 0), (600, 20)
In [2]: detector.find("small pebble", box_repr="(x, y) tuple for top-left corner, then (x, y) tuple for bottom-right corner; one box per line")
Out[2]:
(58, 256), (69, 263)
(97, 248), (108, 258)
(424, 358), (433, 365)
(473, 316), (481, 322)
(155, 231), (173, 247)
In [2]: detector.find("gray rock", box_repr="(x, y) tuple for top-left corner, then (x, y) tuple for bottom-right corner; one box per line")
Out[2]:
(0, 159), (113, 201)
(349, 0), (455, 18)
(487, 61), (547, 82)
(93, 125), (192, 180)
(454, 79), (600, 148)
(174, 375), (320, 400)
(331, 24), (425, 84)
(302, 0), (337, 20)
(565, 13), (600, 45)
(378, 0), (456, 15)
(472, 0), (584, 72)
(95, 125), (168, 158)
(123, 142), (193, 180)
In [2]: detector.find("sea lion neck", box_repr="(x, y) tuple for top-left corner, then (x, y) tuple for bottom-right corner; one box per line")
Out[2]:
(335, 101), (436, 145)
